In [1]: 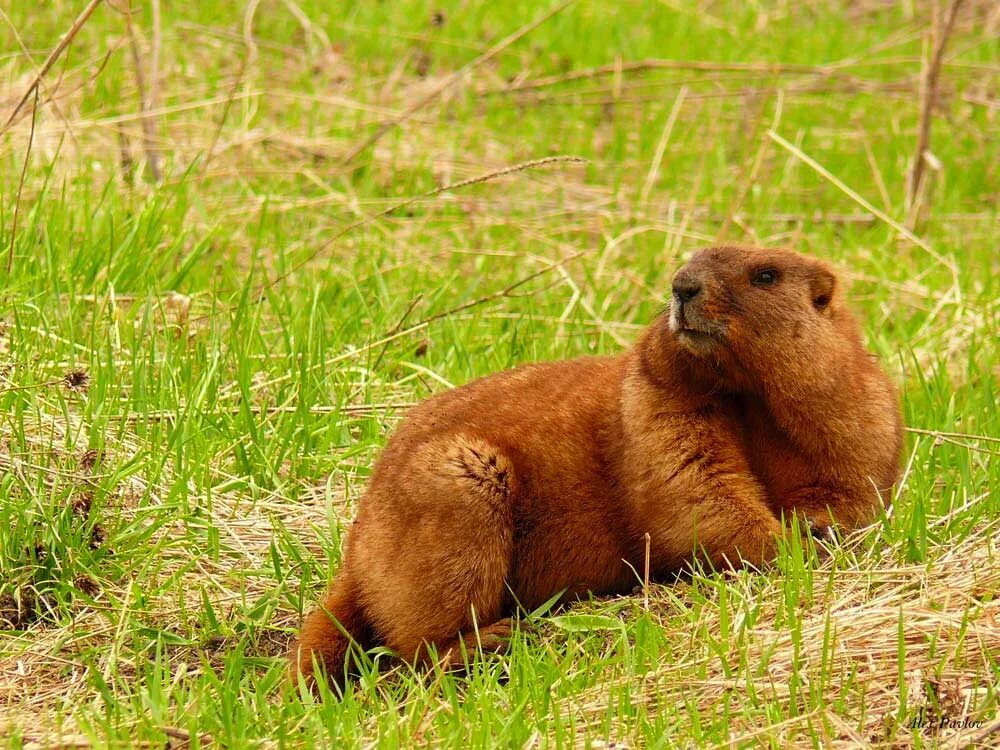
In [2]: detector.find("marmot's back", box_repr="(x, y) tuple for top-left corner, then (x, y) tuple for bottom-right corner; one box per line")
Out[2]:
(375, 355), (627, 473)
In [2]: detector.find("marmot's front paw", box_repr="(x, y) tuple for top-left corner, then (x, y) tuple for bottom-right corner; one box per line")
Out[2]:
(806, 518), (838, 542)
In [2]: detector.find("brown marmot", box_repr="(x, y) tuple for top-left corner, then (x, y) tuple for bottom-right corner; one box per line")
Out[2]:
(290, 245), (903, 691)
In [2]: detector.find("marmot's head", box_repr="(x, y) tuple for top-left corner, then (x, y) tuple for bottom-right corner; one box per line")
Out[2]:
(668, 246), (844, 390)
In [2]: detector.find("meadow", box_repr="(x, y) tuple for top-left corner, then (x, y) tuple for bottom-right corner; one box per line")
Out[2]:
(0, 1), (998, 747)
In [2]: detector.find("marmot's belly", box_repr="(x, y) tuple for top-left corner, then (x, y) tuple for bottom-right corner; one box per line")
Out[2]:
(501, 461), (636, 610)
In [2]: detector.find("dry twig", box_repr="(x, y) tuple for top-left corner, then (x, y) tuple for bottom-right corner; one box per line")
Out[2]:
(907, 0), (966, 223)
(494, 58), (831, 94)
(0, 0), (104, 134)
(125, 1), (161, 182)
(6, 87), (38, 275)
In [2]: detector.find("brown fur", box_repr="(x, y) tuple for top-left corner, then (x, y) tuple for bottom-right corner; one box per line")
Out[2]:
(289, 245), (903, 692)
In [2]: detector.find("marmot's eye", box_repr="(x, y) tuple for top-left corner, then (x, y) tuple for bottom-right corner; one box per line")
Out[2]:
(751, 269), (779, 286)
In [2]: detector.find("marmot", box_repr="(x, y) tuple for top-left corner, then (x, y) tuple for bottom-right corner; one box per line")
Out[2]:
(290, 245), (903, 691)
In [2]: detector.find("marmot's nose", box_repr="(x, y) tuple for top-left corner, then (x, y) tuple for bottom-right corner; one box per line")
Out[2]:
(672, 273), (703, 303)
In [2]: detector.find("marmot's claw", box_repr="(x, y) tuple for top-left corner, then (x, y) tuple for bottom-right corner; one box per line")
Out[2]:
(516, 619), (540, 635)
(804, 518), (836, 541)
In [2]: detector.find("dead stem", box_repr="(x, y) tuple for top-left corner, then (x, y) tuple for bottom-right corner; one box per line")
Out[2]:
(6, 87), (38, 275)
(906, 0), (966, 226)
(125, 1), (161, 182)
(0, 0), (104, 134)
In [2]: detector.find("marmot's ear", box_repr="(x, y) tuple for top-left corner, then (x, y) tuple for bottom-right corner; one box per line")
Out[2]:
(810, 267), (836, 311)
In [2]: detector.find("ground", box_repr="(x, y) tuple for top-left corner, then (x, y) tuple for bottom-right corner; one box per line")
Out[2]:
(0, 1), (998, 747)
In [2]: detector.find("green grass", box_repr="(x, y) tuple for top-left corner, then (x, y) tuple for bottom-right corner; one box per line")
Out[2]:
(1, 0), (998, 747)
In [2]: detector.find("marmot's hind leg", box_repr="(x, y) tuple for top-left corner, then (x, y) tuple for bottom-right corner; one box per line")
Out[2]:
(355, 435), (517, 668)
(289, 571), (374, 692)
